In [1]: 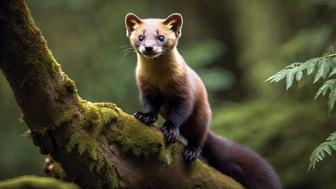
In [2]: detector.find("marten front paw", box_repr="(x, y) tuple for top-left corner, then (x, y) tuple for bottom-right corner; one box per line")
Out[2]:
(160, 121), (179, 143)
(183, 147), (201, 161)
(133, 111), (158, 125)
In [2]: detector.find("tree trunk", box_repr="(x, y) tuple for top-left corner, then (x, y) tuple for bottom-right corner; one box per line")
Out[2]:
(0, 0), (243, 188)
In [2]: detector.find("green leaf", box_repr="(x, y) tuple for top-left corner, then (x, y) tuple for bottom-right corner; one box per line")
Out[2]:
(327, 132), (336, 141)
(266, 69), (288, 83)
(268, 52), (336, 114)
(328, 88), (336, 111)
(296, 69), (303, 81)
(314, 59), (330, 83)
(309, 132), (336, 171)
(328, 68), (336, 77)
(315, 84), (328, 99)
(313, 79), (336, 112)
(314, 79), (336, 99)
(286, 69), (296, 90)
(307, 58), (318, 75)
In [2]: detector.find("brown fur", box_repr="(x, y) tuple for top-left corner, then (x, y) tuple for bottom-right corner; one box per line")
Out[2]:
(126, 12), (210, 155)
(125, 13), (281, 189)
(136, 49), (186, 96)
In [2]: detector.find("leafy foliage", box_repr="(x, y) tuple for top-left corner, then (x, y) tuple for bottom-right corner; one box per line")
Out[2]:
(267, 51), (336, 110)
(314, 79), (336, 111)
(267, 50), (336, 170)
(309, 132), (336, 170)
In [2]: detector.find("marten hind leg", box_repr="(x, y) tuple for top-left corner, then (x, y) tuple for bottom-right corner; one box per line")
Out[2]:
(180, 108), (210, 161)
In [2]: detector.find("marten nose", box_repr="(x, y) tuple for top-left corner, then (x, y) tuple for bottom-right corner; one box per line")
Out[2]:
(145, 46), (153, 52)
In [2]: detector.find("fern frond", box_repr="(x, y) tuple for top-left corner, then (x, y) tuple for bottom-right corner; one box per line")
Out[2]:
(314, 79), (336, 99)
(314, 79), (336, 111)
(314, 58), (331, 83)
(266, 69), (288, 83)
(328, 88), (336, 111)
(307, 58), (319, 75)
(267, 53), (336, 112)
(309, 131), (336, 170)
(267, 53), (336, 91)
(269, 50), (336, 171)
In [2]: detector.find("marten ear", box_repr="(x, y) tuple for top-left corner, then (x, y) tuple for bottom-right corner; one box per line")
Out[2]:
(125, 13), (142, 37)
(163, 13), (183, 37)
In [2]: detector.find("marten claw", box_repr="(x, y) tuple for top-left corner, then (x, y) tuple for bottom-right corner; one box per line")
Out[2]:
(183, 147), (201, 161)
(133, 111), (157, 125)
(161, 121), (179, 143)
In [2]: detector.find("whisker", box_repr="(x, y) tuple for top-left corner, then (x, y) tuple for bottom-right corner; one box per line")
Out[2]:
(122, 48), (136, 57)
(119, 44), (132, 49)
(122, 47), (134, 53)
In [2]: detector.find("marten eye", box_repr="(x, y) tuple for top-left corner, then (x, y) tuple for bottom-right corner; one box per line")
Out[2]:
(158, 35), (165, 42)
(138, 35), (144, 41)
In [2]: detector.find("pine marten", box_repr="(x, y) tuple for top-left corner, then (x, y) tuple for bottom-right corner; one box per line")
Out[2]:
(125, 13), (282, 189)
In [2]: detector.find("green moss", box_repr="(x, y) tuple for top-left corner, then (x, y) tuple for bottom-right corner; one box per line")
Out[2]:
(99, 107), (119, 126)
(63, 101), (123, 188)
(67, 133), (119, 188)
(67, 133), (105, 170)
(0, 176), (79, 189)
(67, 133), (101, 161)
(94, 102), (118, 110)
(106, 165), (119, 189)
(63, 75), (77, 94)
(80, 101), (119, 131)
(92, 105), (174, 164)
(54, 109), (77, 127)
(189, 161), (244, 189)
(44, 48), (61, 75)
(159, 148), (173, 165)
(65, 101), (173, 188)
(112, 111), (172, 164)
(81, 102), (101, 127)
(24, 45), (60, 87)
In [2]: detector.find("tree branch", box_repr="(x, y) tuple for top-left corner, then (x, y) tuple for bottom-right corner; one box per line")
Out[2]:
(0, 176), (79, 189)
(0, 1), (243, 188)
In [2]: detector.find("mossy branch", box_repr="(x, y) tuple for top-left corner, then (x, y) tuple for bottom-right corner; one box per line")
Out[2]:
(0, 176), (79, 189)
(0, 0), (243, 189)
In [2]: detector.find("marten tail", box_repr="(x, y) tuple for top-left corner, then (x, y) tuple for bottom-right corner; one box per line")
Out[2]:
(202, 131), (282, 189)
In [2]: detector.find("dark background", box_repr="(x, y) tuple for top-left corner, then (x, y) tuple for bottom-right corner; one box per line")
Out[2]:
(1, 0), (336, 188)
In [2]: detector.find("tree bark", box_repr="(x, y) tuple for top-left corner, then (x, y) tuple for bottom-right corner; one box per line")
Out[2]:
(0, 1), (243, 189)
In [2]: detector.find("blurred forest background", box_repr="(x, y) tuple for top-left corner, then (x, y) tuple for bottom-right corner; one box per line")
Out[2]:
(1, 0), (336, 188)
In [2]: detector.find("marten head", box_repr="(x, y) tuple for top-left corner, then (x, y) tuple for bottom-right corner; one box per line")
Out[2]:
(125, 13), (183, 59)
